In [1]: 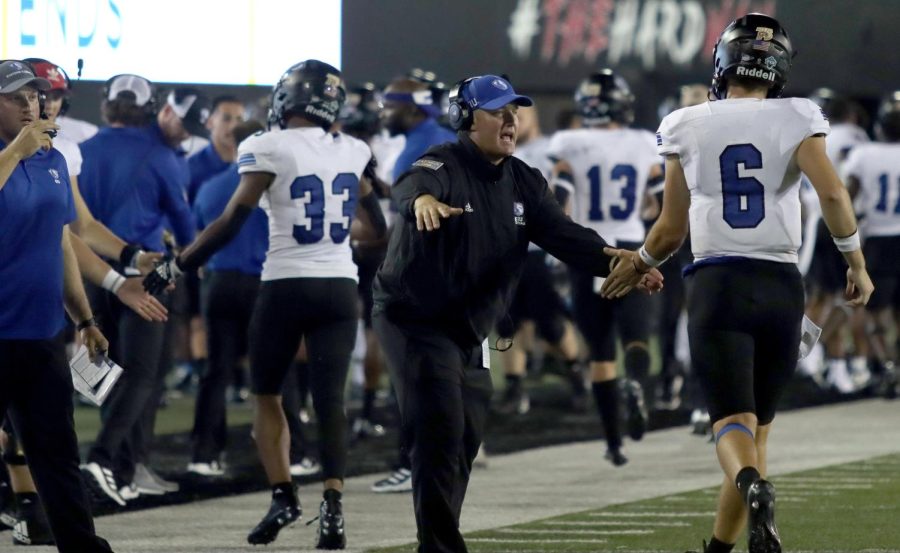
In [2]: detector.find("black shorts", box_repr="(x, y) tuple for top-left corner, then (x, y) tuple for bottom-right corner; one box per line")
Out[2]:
(248, 277), (358, 395)
(686, 259), (804, 425)
(570, 250), (651, 362)
(354, 244), (386, 329)
(808, 219), (847, 294)
(499, 250), (569, 342)
(864, 235), (900, 311)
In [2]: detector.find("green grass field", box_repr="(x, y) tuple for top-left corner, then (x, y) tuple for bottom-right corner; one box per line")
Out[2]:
(374, 453), (900, 553)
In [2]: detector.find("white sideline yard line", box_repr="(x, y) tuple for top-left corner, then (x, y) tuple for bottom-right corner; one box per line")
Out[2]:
(534, 520), (690, 527)
(777, 483), (872, 490)
(588, 511), (715, 518)
(495, 528), (654, 536)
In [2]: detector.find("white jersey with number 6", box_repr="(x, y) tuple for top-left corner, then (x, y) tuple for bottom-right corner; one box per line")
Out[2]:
(657, 97), (829, 263)
(843, 143), (900, 238)
(237, 127), (371, 282)
(547, 128), (659, 244)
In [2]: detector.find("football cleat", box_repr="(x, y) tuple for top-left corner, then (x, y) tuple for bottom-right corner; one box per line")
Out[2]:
(11, 495), (54, 546)
(315, 490), (346, 550)
(604, 447), (628, 467)
(622, 379), (648, 441)
(247, 488), (301, 545)
(746, 479), (782, 553)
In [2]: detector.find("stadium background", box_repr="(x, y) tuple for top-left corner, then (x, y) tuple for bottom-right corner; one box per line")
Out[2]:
(5, 0), (898, 132)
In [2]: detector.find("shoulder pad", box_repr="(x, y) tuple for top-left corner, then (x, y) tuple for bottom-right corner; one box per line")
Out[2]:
(413, 158), (445, 171)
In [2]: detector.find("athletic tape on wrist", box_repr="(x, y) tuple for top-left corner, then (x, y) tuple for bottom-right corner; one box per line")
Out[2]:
(638, 245), (664, 268)
(832, 229), (861, 252)
(101, 269), (126, 294)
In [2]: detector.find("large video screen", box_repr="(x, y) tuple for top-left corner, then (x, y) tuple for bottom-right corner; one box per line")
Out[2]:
(1, 0), (341, 85)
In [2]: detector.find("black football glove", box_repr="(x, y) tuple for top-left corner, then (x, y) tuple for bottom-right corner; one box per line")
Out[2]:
(142, 256), (183, 295)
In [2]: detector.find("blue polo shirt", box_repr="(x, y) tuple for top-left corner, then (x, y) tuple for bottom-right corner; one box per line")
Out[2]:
(0, 144), (76, 339)
(392, 118), (456, 182)
(78, 124), (195, 252)
(193, 165), (268, 275)
(187, 143), (229, 205)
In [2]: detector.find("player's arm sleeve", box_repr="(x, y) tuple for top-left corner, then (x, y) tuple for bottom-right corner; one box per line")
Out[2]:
(527, 170), (612, 276)
(392, 161), (447, 220)
(656, 114), (681, 157)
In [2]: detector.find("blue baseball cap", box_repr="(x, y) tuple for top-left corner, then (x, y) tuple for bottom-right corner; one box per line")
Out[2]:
(463, 75), (533, 111)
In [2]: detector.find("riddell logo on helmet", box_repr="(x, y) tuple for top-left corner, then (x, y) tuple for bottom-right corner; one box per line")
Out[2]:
(305, 104), (335, 121)
(736, 66), (775, 81)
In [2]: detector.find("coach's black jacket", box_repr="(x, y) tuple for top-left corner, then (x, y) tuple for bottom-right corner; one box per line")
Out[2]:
(373, 133), (612, 350)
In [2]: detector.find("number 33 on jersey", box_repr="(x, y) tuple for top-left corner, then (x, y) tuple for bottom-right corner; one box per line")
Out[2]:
(657, 97), (830, 264)
(237, 127), (373, 282)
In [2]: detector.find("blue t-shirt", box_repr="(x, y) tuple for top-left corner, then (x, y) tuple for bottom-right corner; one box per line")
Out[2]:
(0, 145), (76, 339)
(187, 143), (229, 205)
(78, 124), (195, 251)
(392, 118), (456, 182)
(193, 164), (268, 275)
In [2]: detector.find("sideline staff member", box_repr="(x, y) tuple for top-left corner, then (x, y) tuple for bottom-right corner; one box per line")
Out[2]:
(0, 60), (114, 552)
(372, 74), (662, 553)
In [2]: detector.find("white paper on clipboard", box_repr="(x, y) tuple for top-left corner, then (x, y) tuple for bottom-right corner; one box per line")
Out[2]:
(69, 346), (123, 406)
(798, 315), (823, 360)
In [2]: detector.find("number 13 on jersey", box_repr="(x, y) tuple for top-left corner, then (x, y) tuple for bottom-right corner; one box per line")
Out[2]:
(290, 173), (359, 245)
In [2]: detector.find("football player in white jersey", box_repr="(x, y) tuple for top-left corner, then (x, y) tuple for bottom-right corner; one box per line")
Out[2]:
(144, 60), (387, 549)
(845, 93), (900, 399)
(601, 13), (872, 553)
(496, 104), (587, 416)
(802, 89), (872, 392)
(547, 70), (662, 466)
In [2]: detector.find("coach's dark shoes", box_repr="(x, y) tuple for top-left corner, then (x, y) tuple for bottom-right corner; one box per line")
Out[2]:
(247, 485), (301, 545)
(622, 379), (648, 441)
(746, 479), (782, 553)
(315, 489), (346, 549)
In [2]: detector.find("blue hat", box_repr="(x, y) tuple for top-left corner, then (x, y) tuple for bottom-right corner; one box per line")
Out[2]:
(463, 75), (533, 111)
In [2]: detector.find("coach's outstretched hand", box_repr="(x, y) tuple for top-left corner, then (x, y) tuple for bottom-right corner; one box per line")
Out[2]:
(143, 256), (183, 295)
(601, 247), (664, 298)
(413, 194), (464, 231)
(845, 267), (874, 307)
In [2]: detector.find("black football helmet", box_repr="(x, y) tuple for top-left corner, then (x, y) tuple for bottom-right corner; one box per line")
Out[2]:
(575, 69), (634, 126)
(877, 91), (900, 142)
(339, 82), (381, 138)
(268, 60), (346, 130)
(711, 13), (794, 100)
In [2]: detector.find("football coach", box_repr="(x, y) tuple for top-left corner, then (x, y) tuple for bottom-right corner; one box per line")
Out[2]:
(372, 74), (663, 553)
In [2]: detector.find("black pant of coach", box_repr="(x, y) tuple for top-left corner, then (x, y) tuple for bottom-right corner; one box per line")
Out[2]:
(192, 270), (260, 463)
(85, 281), (170, 485)
(0, 334), (114, 552)
(373, 314), (493, 553)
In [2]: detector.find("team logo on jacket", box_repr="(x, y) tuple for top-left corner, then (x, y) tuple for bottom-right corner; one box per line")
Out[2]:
(48, 168), (61, 184)
(513, 201), (525, 225)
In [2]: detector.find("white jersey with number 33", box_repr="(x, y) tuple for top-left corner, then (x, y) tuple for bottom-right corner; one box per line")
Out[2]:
(238, 127), (371, 282)
(657, 98), (830, 263)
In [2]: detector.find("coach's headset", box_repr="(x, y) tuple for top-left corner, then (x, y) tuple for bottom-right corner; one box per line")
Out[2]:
(446, 76), (482, 131)
(23, 57), (74, 116)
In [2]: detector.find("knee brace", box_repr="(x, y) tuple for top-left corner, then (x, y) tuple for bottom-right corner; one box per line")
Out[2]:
(714, 422), (754, 445)
(624, 343), (651, 381)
